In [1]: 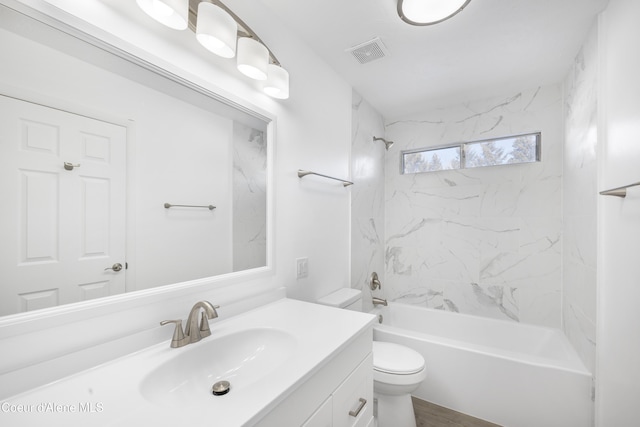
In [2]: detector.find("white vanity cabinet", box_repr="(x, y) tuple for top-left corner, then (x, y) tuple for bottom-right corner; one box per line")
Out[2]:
(330, 353), (373, 427)
(0, 298), (375, 427)
(302, 397), (332, 427)
(257, 325), (374, 427)
(302, 354), (373, 427)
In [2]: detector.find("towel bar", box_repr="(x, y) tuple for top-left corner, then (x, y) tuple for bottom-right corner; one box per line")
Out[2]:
(297, 169), (353, 187)
(599, 181), (640, 198)
(164, 203), (216, 210)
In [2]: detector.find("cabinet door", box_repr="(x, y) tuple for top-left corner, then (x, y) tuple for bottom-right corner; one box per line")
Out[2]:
(332, 353), (373, 427)
(302, 396), (332, 427)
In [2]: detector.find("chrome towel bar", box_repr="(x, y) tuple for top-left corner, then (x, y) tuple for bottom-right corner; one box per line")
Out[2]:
(599, 181), (640, 198)
(164, 203), (216, 210)
(297, 169), (354, 187)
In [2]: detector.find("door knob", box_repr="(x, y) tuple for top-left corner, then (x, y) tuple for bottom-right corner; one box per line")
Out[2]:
(63, 162), (81, 171)
(105, 263), (123, 272)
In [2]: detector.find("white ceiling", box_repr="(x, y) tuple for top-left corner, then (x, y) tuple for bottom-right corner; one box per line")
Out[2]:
(258, 0), (609, 119)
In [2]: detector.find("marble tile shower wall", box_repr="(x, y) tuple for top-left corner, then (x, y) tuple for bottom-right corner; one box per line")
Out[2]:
(383, 85), (564, 328)
(351, 91), (386, 312)
(562, 23), (598, 373)
(232, 122), (267, 271)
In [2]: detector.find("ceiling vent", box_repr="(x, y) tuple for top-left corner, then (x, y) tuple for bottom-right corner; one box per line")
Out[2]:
(345, 37), (389, 64)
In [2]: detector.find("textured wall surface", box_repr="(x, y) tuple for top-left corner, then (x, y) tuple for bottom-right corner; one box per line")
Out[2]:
(383, 85), (564, 328)
(233, 123), (267, 271)
(562, 23), (598, 374)
(350, 91), (386, 311)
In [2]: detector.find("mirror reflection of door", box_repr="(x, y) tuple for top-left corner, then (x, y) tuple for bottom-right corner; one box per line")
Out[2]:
(0, 95), (126, 315)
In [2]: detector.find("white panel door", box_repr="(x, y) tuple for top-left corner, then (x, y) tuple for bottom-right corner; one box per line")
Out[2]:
(0, 95), (126, 315)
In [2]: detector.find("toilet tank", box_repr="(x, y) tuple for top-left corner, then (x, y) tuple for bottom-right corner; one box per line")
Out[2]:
(317, 288), (363, 311)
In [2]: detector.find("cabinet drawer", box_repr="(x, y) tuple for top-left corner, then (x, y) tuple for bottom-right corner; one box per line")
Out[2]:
(302, 396), (332, 427)
(332, 353), (373, 427)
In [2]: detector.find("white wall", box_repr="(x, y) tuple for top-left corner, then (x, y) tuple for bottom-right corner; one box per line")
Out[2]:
(351, 91), (386, 311)
(562, 22), (598, 376)
(383, 85), (564, 328)
(596, 0), (640, 423)
(218, 1), (353, 304)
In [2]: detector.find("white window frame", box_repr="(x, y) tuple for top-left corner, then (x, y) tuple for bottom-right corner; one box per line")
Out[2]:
(400, 132), (542, 175)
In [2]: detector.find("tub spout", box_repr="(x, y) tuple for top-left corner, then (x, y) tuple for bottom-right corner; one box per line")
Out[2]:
(372, 297), (388, 307)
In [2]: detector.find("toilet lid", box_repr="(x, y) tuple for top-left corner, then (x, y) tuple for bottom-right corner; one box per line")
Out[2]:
(372, 341), (425, 374)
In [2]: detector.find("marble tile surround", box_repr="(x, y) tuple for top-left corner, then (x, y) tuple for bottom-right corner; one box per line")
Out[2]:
(232, 122), (267, 271)
(351, 91), (386, 312)
(382, 85), (564, 328)
(562, 23), (598, 374)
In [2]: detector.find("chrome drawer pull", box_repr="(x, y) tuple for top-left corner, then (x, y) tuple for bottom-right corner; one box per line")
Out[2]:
(348, 398), (367, 417)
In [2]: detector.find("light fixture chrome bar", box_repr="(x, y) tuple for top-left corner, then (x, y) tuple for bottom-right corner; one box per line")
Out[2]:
(297, 170), (354, 187)
(164, 202), (216, 210)
(188, 0), (281, 66)
(599, 181), (640, 198)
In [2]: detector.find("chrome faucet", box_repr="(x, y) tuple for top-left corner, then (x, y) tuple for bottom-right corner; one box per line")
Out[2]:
(372, 297), (388, 307)
(160, 301), (219, 348)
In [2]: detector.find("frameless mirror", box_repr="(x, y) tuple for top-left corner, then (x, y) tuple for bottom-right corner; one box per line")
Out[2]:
(0, 4), (270, 317)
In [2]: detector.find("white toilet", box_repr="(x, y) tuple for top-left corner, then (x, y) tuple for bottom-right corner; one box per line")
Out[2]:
(317, 288), (427, 427)
(372, 341), (426, 427)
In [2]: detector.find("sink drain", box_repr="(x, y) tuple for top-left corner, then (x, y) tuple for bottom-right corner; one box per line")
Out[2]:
(212, 381), (231, 396)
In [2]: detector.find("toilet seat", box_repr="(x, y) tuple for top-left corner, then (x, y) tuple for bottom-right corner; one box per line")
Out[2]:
(373, 341), (425, 375)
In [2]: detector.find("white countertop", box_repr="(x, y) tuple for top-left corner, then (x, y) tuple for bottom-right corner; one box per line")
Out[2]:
(0, 298), (375, 426)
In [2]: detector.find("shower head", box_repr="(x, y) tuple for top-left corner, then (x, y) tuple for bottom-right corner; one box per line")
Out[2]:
(373, 136), (394, 150)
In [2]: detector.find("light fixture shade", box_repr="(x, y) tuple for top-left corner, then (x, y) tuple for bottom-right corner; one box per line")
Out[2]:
(237, 37), (269, 81)
(264, 64), (290, 99)
(196, 2), (237, 58)
(136, 0), (188, 30)
(398, 0), (471, 26)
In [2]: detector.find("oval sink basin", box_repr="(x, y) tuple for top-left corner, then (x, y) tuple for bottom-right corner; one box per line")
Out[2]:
(140, 328), (296, 407)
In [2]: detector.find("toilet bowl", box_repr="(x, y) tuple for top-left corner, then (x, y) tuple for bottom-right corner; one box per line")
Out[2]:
(373, 341), (426, 427)
(317, 289), (427, 427)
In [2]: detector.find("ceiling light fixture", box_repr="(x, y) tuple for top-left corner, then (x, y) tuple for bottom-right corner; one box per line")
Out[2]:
(397, 0), (472, 26)
(136, 0), (289, 99)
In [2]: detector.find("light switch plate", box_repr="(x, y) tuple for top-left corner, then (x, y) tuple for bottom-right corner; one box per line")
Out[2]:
(296, 257), (308, 279)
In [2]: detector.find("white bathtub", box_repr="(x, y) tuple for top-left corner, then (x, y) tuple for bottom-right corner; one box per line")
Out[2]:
(371, 303), (592, 427)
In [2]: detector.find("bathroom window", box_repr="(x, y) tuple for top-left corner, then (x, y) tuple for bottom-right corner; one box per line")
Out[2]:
(402, 145), (461, 174)
(401, 132), (541, 174)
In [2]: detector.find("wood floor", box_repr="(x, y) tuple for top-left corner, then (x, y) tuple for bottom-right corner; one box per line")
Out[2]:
(413, 397), (502, 427)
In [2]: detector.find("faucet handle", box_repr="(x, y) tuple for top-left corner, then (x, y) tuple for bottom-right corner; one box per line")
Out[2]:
(369, 272), (382, 290)
(160, 319), (187, 348)
(198, 305), (219, 338)
(210, 304), (220, 318)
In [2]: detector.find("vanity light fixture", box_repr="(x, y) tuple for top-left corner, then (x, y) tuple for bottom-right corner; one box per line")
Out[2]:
(397, 0), (472, 26)
(237, 37), (269, 80)
(136, 0), (189, 30)
(136, 0), (290, 99)
(263, 64), (290, 99)
(195, 1), (237, 58)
